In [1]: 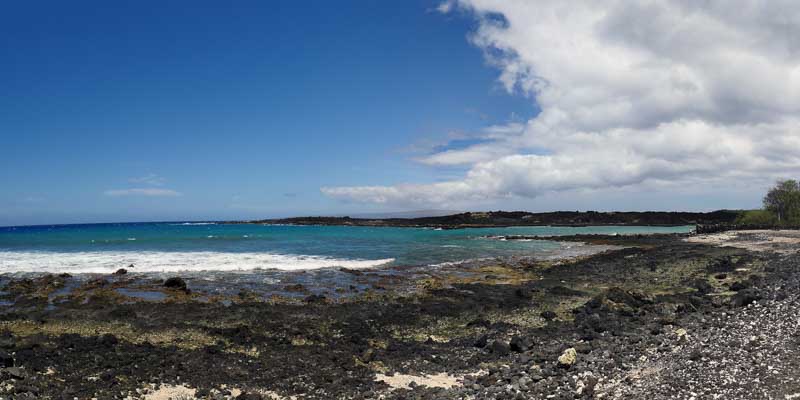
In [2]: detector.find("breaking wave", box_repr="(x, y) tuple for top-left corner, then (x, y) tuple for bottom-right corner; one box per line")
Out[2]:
(0, 251), (394, 274)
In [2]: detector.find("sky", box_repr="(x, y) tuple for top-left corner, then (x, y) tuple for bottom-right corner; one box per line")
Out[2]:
(2, 1), (798, 226)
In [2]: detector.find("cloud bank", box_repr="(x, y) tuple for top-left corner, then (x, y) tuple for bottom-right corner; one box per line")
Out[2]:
(323, 0), (800, 207)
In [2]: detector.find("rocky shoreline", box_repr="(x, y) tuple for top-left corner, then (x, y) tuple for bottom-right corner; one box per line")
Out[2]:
(0, 232), (797, 399)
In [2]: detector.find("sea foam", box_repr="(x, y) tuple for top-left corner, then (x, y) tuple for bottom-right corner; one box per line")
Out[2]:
(0, 251), (394, 274)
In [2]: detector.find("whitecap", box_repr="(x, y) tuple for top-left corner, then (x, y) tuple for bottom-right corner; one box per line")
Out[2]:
(0, 251), (394, 274)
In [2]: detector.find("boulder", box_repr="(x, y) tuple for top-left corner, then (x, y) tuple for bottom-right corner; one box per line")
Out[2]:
(510, 335), (532, 353)
(731, 288), (760, 307)
(490, 339), (511, 356)
(163, 277), (187, 291)
(114, 268), (127, 275)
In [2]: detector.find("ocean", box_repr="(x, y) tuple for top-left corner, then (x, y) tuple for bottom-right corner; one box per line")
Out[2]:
(0, 222), (693, 274)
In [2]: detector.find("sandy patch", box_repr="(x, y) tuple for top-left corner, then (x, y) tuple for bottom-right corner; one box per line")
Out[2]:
(376, 372), (463, 390)
(685, 230), (800, 253)
(261, 391), (298, 400)
(376, 370), (488, 390)
(143, 384), (196, 400)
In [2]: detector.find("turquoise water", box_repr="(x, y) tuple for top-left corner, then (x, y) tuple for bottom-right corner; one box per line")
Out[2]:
(0, 223), (693, 273)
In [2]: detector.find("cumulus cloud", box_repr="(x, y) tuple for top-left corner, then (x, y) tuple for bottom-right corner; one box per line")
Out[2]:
(104, 188), (182, 197)
(324, 0), (800, 207)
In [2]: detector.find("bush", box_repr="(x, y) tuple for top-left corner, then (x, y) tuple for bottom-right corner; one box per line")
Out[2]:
(763, 179), (800, 224)
(735, 210), (778, 225)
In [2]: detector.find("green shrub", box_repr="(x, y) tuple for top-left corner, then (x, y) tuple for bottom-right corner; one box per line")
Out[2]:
(735, 210), (778, 225)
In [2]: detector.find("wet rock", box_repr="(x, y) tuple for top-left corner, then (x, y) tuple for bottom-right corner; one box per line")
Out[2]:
(557, 348), (577, 368)
(127, 264), (135, 269)
(163, 277), (187, 291)
(114, 268), (127, 275)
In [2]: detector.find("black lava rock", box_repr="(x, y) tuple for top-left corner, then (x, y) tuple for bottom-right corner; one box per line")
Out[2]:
(731, 288), (761, 307)
(97, 334), (118, 347)
(114, 268), (127, 275)
(540, 310), (557, 320)
(237, 392), (264, 400)
(510, 335), (532, 353)
(474, 334), (489, 348)
(490, 339), (511, 355)
(0, 350), (13, 368)
(163, 277), (187, 291)
(729, 280), (750, 291)
(5, 367), (26, 380)
(691, 278), (713, 294)
(304, 294), (326, 304)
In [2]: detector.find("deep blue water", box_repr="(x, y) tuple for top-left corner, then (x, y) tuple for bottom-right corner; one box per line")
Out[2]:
(0, 222), (693, 273)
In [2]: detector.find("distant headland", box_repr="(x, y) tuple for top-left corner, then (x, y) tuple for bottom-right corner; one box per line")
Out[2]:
(227, 210), (740, 229)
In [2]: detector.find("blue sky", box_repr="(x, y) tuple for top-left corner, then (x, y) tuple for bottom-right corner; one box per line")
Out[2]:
(0, 1), (534, 225)
(2, 1), (785, 226)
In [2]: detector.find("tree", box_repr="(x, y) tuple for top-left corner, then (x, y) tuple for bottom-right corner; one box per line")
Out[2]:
(763, 179), (800, 224)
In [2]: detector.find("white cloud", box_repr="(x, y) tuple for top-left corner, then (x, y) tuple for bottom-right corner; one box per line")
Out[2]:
(324, 0), (800, 207)
(129, 173), (166, 186)
(104, 188), (182, 197)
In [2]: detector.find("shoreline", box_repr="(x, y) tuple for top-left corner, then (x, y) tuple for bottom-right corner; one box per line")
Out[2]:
(0, 231), (797, 399)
